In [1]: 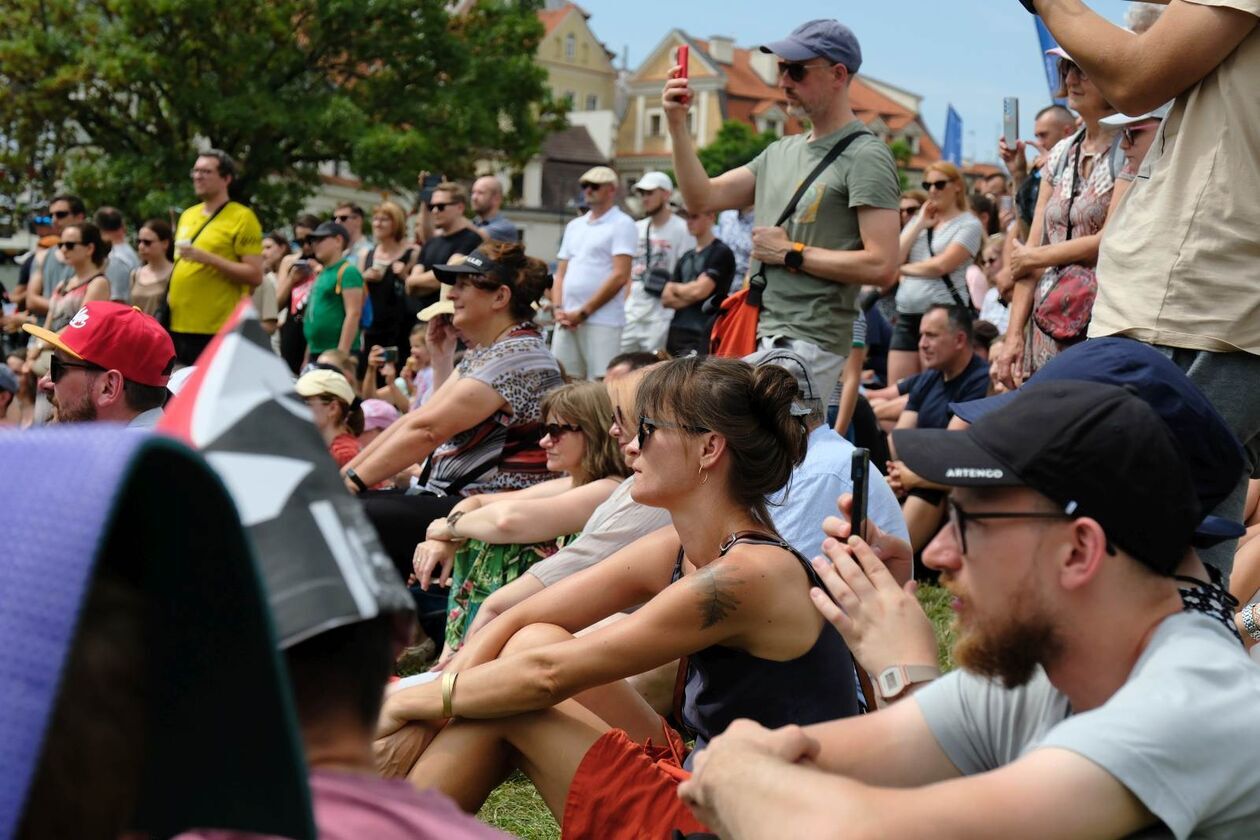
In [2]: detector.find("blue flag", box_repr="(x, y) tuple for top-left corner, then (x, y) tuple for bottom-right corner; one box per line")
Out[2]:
(1036, 18), (1068, 107)
(942, 105), (963, 166)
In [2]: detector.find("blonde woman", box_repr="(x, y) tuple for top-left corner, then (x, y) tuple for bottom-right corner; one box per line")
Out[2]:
(361, 200), (419, 360)
(414, 380), (630, 660)
(889, 162), (985, 383)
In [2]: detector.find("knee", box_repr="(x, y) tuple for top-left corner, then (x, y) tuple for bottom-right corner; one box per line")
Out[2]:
(501, 622), (574, 657)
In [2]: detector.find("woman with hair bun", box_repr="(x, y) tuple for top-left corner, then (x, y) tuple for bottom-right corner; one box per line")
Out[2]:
(375, 356), (860, 838)
(343, 241), (564, 590)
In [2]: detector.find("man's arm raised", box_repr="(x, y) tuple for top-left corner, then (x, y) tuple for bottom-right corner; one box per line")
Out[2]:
(664, 70), (756, 215)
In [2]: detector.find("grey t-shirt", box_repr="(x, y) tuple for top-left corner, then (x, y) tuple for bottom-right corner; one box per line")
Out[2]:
(746, 121), (901, 355)
(105, 242), (141, 303)
(895, 213), (984, 315)
(915, 612), (1260, 838)
(528, 475), (673, 587)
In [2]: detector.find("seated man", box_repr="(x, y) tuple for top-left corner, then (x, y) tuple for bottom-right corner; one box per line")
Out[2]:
(679, 381), (1260, 838)
(894, 304), (989, 434)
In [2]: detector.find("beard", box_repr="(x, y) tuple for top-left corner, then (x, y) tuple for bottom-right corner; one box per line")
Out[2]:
(950, 579), (1065, 689)
(55, 392), (98, 423)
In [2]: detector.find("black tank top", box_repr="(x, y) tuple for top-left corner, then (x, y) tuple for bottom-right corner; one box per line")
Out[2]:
(672, 531), (859, 768)
(364, 246), (414, 338)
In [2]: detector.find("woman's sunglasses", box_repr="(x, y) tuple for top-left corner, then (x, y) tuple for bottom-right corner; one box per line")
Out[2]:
(636, 416), (710, 446)
(922, 179), (952, 192)
(541, 422), (582, 440)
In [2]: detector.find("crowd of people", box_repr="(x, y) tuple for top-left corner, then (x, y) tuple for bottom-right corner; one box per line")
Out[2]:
(3, 3), (1260, 838)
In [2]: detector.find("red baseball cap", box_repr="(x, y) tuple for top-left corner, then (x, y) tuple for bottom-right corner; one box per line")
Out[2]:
(24, 301), (177, 387)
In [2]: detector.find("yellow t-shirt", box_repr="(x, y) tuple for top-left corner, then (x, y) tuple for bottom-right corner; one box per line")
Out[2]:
(168, 201), (263, 335)
(1091, 1), (1260, 354)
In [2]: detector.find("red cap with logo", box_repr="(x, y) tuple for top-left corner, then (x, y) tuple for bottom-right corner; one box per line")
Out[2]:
(24, 301), (177, 387)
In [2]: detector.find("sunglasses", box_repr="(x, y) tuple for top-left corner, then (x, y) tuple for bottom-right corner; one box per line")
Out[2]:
(1122, 124), (1158, 146)
(922, 179), (952, 191)
(51, 210), (73, 219)
(900, 205), (921, 215)
(333, 214), (357, 222)
(136, 237), (159, 246)
(50, 355), (104, 383)
(57, 241), (83, 251)
(777, 60), (833, 83)
(637, 415), (710, 447)
(427, 203), (450, 212)
(541, 422), (583, 440)
(578, 182), (605, 191)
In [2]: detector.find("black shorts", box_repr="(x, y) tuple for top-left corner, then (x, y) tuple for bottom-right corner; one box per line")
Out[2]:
(889, 313), (923, 352)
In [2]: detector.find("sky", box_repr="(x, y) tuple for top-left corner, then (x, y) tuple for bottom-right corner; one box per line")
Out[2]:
(577, 0), (1140, 164)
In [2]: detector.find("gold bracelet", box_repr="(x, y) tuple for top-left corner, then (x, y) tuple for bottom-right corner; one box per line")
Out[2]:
(441, 670), (459, 718)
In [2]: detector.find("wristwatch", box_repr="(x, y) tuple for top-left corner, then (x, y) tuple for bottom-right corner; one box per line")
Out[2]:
(344, 467), (368, 493)
(877, 664), (941, 702)
(784, 241), (806, 272)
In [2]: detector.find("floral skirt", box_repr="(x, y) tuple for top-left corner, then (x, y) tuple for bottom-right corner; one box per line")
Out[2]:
(443, 532), (578, 651)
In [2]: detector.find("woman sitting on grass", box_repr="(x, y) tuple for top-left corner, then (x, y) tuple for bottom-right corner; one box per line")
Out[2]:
(413, 379), (629, 660)
(375, 356), (860, 838)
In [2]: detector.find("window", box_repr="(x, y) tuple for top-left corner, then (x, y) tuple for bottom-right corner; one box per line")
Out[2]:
(565, 33), (575, 60)
(766, 119), (782, 136)
(649, 113), (663, 136)
(585, 93), (599, 111)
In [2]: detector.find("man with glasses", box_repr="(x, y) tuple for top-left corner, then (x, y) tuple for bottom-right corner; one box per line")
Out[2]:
(551, 166), (638, 379)
(26, 194), (87, 318)
(406, 182), (482, 315)
(665, 19), (900, 398)
(23, 300), (175, 427)
(678, 379), (1260, 838)
(332, 202), (373, 266)
(168, 149), (264, 366)
(621, 171), (695, 354)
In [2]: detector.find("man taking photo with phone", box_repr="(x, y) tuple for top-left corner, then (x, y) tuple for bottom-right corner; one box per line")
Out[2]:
(664, 19), (900, 396)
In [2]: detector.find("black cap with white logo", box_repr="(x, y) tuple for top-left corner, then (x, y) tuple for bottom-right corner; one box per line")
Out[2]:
(433, 249), (504, 285)
(893, 380), (1200, 574)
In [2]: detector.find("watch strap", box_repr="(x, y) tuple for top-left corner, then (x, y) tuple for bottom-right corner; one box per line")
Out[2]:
(344, 467), (368, 493)
(878, 664), (941, 700)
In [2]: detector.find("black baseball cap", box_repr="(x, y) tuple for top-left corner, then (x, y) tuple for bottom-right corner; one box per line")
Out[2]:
(433, 249), (504, 285)
(309, 221), (349, 242)
(895, 380), (1199, 574)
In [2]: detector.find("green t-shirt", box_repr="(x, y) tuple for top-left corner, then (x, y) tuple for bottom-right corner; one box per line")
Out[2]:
(745, 121), (900, 355)
(303, 258), (364, 355)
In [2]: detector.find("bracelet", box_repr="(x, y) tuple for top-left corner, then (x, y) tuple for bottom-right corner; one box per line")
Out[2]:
(441, 670), (459, 718)
(345, 467), (368, 493)
(1242, 603), (1260, 642)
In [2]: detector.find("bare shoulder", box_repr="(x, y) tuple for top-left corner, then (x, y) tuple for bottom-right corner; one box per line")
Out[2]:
(683, 543), (801, 630)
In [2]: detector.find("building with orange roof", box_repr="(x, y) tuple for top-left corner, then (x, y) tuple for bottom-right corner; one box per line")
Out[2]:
(614, 30), (942, 190)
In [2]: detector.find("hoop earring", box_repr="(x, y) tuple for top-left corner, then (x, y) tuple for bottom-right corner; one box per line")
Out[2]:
(698, 463), (709, 486)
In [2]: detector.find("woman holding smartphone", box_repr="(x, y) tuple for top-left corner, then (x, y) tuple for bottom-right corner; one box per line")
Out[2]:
(360, 201), (418, 371)
(375, 356), (859, 838)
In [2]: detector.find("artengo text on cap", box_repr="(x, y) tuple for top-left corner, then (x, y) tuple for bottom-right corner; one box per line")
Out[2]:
(946, 467), (1005, 479)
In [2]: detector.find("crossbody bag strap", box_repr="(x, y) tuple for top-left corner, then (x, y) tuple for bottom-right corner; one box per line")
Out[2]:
(334, 262), (349, 295)
(182, 200), (231, 254)
(747, 129), (873, 305)
(925, 226), (969, 311)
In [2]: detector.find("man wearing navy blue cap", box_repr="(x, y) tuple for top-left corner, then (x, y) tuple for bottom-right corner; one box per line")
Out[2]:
(664, 20), (901, 402)
(679, 380), (1260, 838)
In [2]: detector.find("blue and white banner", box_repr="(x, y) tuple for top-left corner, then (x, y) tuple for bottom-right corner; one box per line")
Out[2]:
(1036, 18), (1069, 107)
(942, 105), (963, 166)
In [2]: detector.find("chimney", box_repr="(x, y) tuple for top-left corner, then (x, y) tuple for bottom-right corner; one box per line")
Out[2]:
(750, 49), (778, 85)
(708, 35), (734, 65)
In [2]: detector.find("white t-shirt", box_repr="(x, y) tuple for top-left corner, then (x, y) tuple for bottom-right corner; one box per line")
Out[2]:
(624, 214), (696, 327)
(915, 612), (1260, 838)
(895, 213), (984, 315)
(556, 207), (638, 327)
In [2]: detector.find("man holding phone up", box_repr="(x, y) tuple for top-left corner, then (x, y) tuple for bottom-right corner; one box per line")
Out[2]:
(665, 19), (901, 395)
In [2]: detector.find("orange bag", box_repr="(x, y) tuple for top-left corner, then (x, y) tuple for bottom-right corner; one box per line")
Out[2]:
(709, 282), (762, 358)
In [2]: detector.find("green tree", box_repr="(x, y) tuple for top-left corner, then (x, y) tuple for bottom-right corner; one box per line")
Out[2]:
(696, 120), (777, 178)
(889, 138), (913, 191)
(0, 0), (565, 226)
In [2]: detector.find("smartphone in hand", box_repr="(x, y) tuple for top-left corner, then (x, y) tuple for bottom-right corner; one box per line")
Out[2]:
(677, 45), (689, 105)
(1003, 97), (1020, 150)
(850, 448), (870, 543)
(382, 346), (398, 364)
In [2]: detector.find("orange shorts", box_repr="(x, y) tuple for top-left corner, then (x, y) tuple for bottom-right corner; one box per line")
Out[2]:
(561, 720), (708, 840)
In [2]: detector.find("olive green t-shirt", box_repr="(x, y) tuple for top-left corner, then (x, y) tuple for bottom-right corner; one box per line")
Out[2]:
(745, 121), (900, 355)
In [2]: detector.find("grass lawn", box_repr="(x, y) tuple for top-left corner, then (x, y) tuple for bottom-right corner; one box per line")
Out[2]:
(476, 583), (958, 838)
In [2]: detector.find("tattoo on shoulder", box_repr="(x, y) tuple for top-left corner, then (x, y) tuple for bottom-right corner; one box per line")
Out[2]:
(692, 564), (743, 629)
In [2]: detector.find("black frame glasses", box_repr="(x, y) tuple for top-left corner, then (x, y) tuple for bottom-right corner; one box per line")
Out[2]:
(637, 415), (710, 447)
(899, 205), (921, 216)
(922, 179), (951, 191)
(51, 209), (73, 219)
(1122, 124), (1157, 146)
(50, 355), (104, 383)
(56, 241), (83, 251)
(332, 213), (358, 223)
(946, 498), (1076, 555)
(776, 60), (833, 83)
(427, 202), (449, 212)
(541, 422), (583, 440)
(578, 181), (605, 192)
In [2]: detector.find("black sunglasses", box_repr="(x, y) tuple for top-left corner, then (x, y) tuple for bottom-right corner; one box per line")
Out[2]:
(333, 214), (352, 222)
(578, 182), (604, 191)
(136, 237), (159, 246)
(900, 205), (921, 215)
(541, 422), (583, 440)
(51, 209), (73, 219)
(776, 60), (834, 82)
(637, 415), (710, 446)
(922, 179), (952, 191)
(427, 203), (450, 212)
(57, 241), (83, 251)
(50, 355), (104, 383)
(1122, 124), (1157, 146)
(946, 498), (1075, 555)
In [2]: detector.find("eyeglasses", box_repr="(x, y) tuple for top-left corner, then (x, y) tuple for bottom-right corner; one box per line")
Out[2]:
(776, 60), (834, 82)
(637, 415), (710, 447)
(541, 422), (583, 440)
(189, 167), (219, 177)
(946, 498), (1075, 555)
(51, 210), (73, 219)
(922, 180), (952, 191)
(578, 182), (605, 191)
(57, 241), (83, 251)
(1122, 124), (1158, 146)
(50, 355), (104, 383)
(427, 203), (449, 212)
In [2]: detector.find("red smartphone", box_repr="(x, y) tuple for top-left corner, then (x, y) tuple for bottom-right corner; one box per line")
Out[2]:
(677, 45), (689, 105)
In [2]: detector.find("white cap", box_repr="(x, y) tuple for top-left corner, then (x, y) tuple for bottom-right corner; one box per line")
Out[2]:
(633, 171), (674, 193)
(1100, 101), (1173, 128)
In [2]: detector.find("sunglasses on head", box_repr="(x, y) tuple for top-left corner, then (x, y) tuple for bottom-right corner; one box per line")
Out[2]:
(636, 415), (710, 447)
(541, 422), (582, 440)
(922, 179), (952, 191)
(777, 60), (833, 83)
(50, 355), (104, 383)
